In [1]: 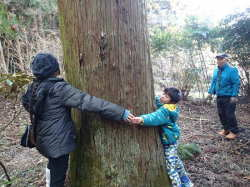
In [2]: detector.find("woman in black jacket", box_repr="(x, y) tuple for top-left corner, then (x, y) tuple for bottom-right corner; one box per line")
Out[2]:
(22, 53), (133, 187)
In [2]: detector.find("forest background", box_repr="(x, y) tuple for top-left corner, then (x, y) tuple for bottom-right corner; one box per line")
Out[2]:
(0, 0), (250, 186)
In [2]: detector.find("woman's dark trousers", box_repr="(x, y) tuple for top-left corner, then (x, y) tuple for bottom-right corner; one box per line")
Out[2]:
(47, 154), (69, 187)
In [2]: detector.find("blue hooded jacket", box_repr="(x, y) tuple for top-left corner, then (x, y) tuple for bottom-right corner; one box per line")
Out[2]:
(208, 63), (240, 96)
(140, 97), (180, 145)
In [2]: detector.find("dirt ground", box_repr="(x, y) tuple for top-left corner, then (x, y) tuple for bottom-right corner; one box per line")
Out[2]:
(180, 100), (250, 187)
(0, 96), (249, 187)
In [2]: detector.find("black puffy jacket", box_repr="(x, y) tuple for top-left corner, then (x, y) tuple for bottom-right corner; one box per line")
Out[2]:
(22, 77), (125, 158)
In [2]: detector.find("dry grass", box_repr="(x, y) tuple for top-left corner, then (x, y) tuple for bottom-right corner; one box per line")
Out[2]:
(0, 30), (62, 75)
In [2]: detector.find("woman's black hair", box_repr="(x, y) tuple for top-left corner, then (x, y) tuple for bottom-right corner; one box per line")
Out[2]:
(28, 80), (41, 143)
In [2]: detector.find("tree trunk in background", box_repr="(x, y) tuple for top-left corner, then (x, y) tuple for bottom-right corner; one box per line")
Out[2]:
(58, 0), (170, 186)
(0, 41), (7, 73)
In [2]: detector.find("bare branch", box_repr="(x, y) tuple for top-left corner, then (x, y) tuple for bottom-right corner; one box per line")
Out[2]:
(0, 160), (11, 186)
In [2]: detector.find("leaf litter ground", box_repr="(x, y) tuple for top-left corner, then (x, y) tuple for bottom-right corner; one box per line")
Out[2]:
(0, 97), (249, 186)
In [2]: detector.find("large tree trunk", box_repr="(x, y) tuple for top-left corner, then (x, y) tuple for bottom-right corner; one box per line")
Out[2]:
(58, 0), (170, 186)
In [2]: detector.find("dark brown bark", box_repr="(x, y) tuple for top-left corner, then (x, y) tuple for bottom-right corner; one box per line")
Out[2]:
(58, 0), (170, 186)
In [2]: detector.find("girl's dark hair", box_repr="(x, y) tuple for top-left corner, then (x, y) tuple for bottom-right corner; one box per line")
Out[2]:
(164, 87), (182, 104)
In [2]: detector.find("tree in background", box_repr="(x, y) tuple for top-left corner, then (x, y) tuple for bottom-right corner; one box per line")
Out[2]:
(150, 16), (214, 99)
(221, 9), (250, 96)
(58, 0), (170, 186)
(0, 0), (60, 74)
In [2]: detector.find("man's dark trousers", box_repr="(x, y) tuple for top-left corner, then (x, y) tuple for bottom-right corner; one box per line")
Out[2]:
(216, 96), (239, 133)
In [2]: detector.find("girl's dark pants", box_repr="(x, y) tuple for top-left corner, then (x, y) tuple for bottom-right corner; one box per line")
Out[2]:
(216, 96), (239, 134)
(48, 154), (69, 187)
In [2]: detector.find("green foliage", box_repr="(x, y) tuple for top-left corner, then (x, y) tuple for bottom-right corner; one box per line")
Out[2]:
(0, 73), (33, 98)
(178, 143), (201, 160)
(3, 0), (58, 30)
(7, 0), (57, 15)
(0, 3), (19, 39)
(182, 16), (216, 50)
(205, 26), (223, 53)
(150, 28), (178, 53)
(0, 179), (14, 186)
(219, 9), (250, 95)
(10, 0), (42, 9)
(150, 16), (215, 55)
(221, 9), (250, 70)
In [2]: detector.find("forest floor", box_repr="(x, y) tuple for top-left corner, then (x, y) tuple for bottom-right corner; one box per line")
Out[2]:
(180, 99), (250, 187)
(0, 96), (249, 187)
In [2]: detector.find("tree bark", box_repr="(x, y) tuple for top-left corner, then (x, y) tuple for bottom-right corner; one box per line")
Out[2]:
(0, 41), (8, 73)
(58, 0), (170, 186)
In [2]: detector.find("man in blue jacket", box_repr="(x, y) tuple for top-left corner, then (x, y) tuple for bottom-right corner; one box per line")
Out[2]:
(208, 54), (240, 139)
